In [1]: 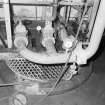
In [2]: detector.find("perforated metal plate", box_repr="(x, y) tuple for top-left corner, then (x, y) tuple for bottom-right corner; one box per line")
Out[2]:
(6, 53), (70, 82)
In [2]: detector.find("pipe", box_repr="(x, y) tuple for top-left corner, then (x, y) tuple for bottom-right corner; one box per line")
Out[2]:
(87, 0), (100, 39)
(4, 0), (13, 48)
(41, 21), (56, 54)
(18, 0), (105, 65)
(72, 0), (105, 63)
(81, 0), (105, 60)
(19, 48), (77, 64)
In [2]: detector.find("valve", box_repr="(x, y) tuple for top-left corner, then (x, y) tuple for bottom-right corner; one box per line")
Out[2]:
(41, 21), (56, 54)
(14, 19), (28, 49)
(36, 25), (42, 32)
(10, 92), (28, 105)
(63, 62), (78, 80)
(62, 35), (75, 53)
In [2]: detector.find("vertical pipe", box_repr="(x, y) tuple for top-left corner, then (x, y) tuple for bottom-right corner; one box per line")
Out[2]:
(62, 6), (66, 21)
(3, 0), (12, 48)
(36, 6), (37, 20)
(68, 6), (71, 21)
(52, 0), (57, 19)
(87, 0), (100, 39)
(65, 6), (69, 22)
(42, 0), (46, 20)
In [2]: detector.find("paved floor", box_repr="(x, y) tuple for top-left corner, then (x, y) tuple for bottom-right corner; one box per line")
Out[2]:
(0, 37), (105, 105)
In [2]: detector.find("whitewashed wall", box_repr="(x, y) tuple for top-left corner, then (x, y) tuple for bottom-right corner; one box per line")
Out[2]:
(0, 0), (54, 19)
(0, 0), (82, 20)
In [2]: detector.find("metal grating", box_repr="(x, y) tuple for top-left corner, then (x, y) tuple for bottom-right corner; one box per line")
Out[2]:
(6, 54), (70, 82)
